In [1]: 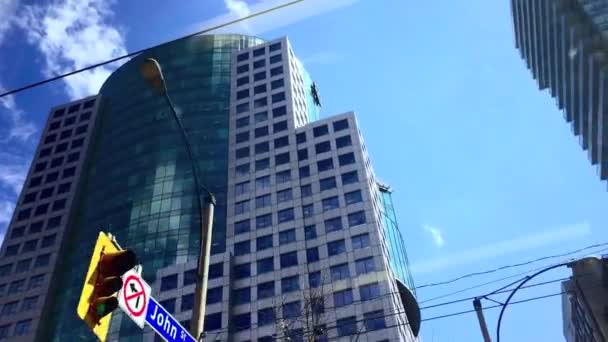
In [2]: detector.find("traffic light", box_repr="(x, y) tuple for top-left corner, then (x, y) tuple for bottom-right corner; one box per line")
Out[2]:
(77, 232), (137, 341)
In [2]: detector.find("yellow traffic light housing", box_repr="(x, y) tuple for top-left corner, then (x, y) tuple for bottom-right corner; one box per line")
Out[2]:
(77, 232), (137, 341)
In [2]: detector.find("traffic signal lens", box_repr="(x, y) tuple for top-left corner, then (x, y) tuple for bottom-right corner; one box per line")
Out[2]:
(94, 297), (119, 318)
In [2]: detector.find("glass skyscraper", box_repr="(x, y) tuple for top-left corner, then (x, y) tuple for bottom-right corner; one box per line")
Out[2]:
(0, 34), (419, 341)
(510, 0), (608, 185)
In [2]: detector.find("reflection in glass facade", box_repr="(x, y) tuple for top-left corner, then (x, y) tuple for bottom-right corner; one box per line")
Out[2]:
(40, 34), (265, 341)
(378, 183), (416, 294)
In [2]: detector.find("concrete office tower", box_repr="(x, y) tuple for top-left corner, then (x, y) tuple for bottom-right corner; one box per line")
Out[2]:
(510, 0), (608, 184)
(561, 256), (608, 342)
(0, 97), (100, 341)
(0, 34), (419, 341)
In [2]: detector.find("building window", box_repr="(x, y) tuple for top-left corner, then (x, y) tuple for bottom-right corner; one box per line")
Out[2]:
(258, 308), (275, 326)
(17, 208), (31, 221)
(53, 108), (65, 118)
(8, 280), (25, 294)
(330, 263), (350, 281)
(355, 257), (375, 275)
(256, 175), (271, 189)
(55, 142), (68, 153)
(315, 141), (331, 154)
(0, 264), (11, 277)
(233, 263), (251, 279)
(271, 78), (284, 89)
(71, 138), (84, 149)
(322, 196), (340, 212)
(34, 203), (49, 216)
(280, 251), (298, 268)
(348, 211), (366, 226)
(342, 170), (359, 185)
(269, 42), (281, 51)
(234, 200), (250, 215)
(300, 184), (312, 197)
(274, 136), (289, 148)
(63, 167), (76, 178)
(233, 313), (251, 331)
(254, 71), (266, 81)
(336, 135), (352, 148)
(44, 134), (56, 144)
(276, 121), (289, 134)
(255, 141), (270, 154)
(273, 105), (287, 117)
(59, 129), (72, 140)
(255, 194), (271, 209)
(317, 158), (333, 172)
(232, 287), (251, 305)
(256, 235), (273, 250)
(304, 225), (317, 240)
(52, 199), (67, 211)
(338, 152), (356, 166)
(236, 116), (249, 128)
(333, 289), (353, 307)
(279, 229), (296, 245)
(15, 259), (31, 273)
(277, 208), (294, 223)
(41, 234), (56, 248)
(276, 170), (291, 184)
(282, 301), (300, 319)
(68, 103), (80, 113)
(364, 310), (386, 331)
(254, 84), (267, 95)
(5, 244), (19, 256)
(254, 110), (268, 123)
(14, 319), (32, 336)
(204, 313), (222, 331)
(235, 146), (249, 159)
(29, 176), (42, 188)
(29, 221), (43, 233)
(235, 132), (249, 144)
(313, 125), (329, 137)
(47, 216), (61, 230)
(275, 152), (290, 165)
(234, 240), (250, 256)
(40, 187), (54, 199)
(234, 220), (251, 235)
(235, 181), (249, 196)
(360, 283), (381, 301)
(236, 102), (250, 114)
(184, 269), (197, 286)
(181, 293), (194, 311)
(309, 271), (321, 288)
(80, 111), (92, 121)
(206, 286), (223, 304)
(235, 163), (250, 177)
(253, 47), (265, 56)
(160, 298), (176, 313)
(237, 64), (249, 74)
(281, 275), (300, 293)
(306, 247), (320, 263)
(254, 97), (268, 108)
(0, 324), (9, 338)
(10, 226), (25, 239)
(270, 54), (282, 64)
(257, 281), (275, 299)
(256, 213), (273, 229)
(327, 240), (346, 256)
(237, 52), (249, 62)
(319, 177), (337, 191)
(352, 233), (371, 249)
(344, 190), (363, 205)
(324, 217), (343, 233)
(333, 119), (349, 131)
(277, 189), (292, 203)
(22, 240), (37, 253)
(45, 172), (59, 183)
(302, 204), (314, 218)
(208, 263), (223, 279)
(257, 257), (274, 274)
(236, 89), (249, 100)
(296, 132), (306, 144)
(34, 161), (47, 173)
(299, 166), (310, 178)
(237, 76), (249, 86)
(28, 274), (44, 289)
(297, 148), (308, 161)
(270, 66), (283, 76)
(1, 301), (18, 316)
(337, 317), (357, 337)
(256, 158), (270, 171)
(160, 274), (178, 291)
(39, 147), (52, 157)
(272, 92), (285, 103)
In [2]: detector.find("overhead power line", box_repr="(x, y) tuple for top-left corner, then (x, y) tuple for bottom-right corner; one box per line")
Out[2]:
(0, 0), (305, 99)
(416, 241), (608, 290)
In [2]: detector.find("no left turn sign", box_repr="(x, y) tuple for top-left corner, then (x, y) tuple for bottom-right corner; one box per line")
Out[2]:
(118, 268), (151, 329)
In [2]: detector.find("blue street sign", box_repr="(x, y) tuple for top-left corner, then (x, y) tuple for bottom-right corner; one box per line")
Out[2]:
(146, 297), (196, 342)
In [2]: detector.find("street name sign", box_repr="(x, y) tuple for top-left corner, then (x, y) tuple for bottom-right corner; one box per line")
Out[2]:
(146, 297), (196, 342)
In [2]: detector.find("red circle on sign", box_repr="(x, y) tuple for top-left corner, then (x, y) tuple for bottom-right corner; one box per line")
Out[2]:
(122, 275), (147, 317)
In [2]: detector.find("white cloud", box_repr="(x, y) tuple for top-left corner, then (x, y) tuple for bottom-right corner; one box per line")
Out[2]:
(197, 0), (358, 36)
(411, 222), (592, 275)
(0, 152), (29, 195)
(423, 224), (445, 248)
(0, 0), (19, 44)
(0, 201), (14, 224)
(17, 0), (127, 100)
(0, 84), (37, 142)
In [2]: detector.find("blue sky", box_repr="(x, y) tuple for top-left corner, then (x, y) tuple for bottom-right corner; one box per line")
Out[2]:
(1, 0), (607, 341)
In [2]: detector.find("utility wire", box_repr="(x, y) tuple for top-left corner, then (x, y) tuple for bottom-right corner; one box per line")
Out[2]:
(416, 242), (608, 290)
(0, 0), (305, 99)
(418, 246), (608, 304)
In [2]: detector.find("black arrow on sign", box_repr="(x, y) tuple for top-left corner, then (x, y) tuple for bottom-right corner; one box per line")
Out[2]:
(129, 283), (140, 308)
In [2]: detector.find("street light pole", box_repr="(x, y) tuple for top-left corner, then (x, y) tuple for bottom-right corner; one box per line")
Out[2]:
(141, 58), (215, 341)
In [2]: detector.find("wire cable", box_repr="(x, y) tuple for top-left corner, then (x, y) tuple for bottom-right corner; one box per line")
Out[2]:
(416, 241), (608, 290)
(0, 0), (305, 99)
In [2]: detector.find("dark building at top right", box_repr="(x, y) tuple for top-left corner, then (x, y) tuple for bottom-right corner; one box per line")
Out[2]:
(510, 0), (608, 183)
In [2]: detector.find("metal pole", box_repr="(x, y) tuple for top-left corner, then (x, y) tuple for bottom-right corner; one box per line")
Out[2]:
(473, 298), (492, 342)
(161, 91), (215, 341)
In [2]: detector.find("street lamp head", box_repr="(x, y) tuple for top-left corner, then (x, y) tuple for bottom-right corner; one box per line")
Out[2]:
(141, 58), (166, 94)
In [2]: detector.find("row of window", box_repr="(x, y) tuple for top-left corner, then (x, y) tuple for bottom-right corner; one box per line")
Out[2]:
(4, 234), (57, 257)
(52, 99), (95, 119)
(0, 295), (39, 316)
(235, 121), (288, 146)
(45, 122), (88, 142)
(22, 182), (71, 205)
(234, 151), (356, 177)
(0, 254), (51, 275)
(235, 188), (362, 213)
(0, 319), (32, 339)
(43, 133), (85, 149)
(296, 118), (350, 144)
(237, 63), (284, 79)
(236, 170), (359, 197)
(15, 197), (68, 222)
(9, 216), (62, 240)
(0, 275), (45, 302)
(29, 169), (75, 189)
(34, 152), (81, 174)
(236, 42), (281, 62)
